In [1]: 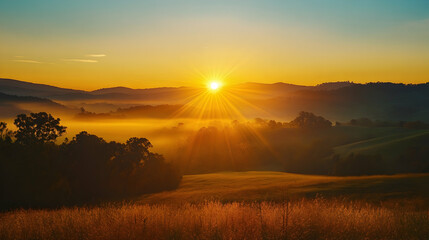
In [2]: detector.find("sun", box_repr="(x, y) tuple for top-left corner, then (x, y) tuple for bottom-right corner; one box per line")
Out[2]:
(209, 81), (221, 91)
(210, 82), (219, 90)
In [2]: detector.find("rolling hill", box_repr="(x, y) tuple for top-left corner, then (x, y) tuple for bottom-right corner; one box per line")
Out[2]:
(137, 171), (429, 204)
(0, 78), (201, 102)
(0, 78), (87, 99)
(0, 92), (70, 118)
(333, 129), (429, 158)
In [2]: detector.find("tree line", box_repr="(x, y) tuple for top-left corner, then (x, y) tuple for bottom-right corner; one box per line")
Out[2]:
(173, 111), (429, 175)
(0, 112), (181, 209)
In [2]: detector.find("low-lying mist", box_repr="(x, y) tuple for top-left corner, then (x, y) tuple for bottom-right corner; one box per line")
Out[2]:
(2, 108), (429, 177)
(18, 114), (429, 176)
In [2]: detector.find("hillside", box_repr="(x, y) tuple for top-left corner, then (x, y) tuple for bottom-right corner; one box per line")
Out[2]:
(259, 83), (429, 121)
(0, 78), (86, 99)
(137, 171), (429, 204)
(0, 92), (70, 118)
(333, 130), (429, 158)
(0, 78), (201, 102)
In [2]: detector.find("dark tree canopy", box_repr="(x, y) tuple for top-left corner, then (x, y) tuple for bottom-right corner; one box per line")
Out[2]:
(126, 137), (152, 155)
(0, 125), (181, 209)
(0, 122), (6, 133)
(14, 112), (66, 144)
(0, 122), (13, 142)
(290, 111), (332, 129)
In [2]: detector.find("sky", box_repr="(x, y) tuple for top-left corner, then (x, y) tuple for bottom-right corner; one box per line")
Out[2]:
(1, 0), (429, 90)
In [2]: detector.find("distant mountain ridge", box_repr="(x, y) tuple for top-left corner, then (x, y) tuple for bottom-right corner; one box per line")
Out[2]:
(91, 86), (182, 95)
(262, 82), (429, 121)
(315, 81), (355, 91)
(1, 78), (429, 121)
(0, 78), (86, 98)
(0, 91), (69, 118)
(0, 78), (354, 100)
(0, 91), (63, 105)
(0, 78), (199, 102)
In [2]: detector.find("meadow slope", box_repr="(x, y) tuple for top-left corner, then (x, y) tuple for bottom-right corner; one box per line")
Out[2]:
(137, 171), (429, 205)
(1, 171), (428, 240)
(333, 130), (429, 158)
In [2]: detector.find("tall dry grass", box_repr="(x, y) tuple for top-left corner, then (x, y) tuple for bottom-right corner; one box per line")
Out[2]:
(1, 198), (427, 240)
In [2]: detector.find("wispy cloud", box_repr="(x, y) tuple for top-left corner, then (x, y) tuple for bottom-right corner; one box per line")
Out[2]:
(62, 59), (98, 63)
(86, 54), (106, 57)
(12, 59), (42, 64)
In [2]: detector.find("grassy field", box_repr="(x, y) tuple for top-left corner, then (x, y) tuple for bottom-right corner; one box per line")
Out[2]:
(2, 198), (427, 240)
(137, 171), (429, 205)
(1, 171), (428, 240)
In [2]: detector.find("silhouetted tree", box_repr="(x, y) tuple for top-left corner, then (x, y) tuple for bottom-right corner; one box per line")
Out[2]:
(126, 137), (151, 156)
(1, 113), (182, 209)
(0, 122), (12, 143)
(289, 111), (332, 129)
(14, 112), (66, 144)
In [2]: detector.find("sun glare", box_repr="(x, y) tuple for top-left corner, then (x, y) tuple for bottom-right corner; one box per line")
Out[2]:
(209, 81), (221, 91)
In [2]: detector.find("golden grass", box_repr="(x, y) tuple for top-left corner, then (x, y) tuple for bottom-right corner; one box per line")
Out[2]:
(1, 198), (428, 240)
(2, 172), (428, 239)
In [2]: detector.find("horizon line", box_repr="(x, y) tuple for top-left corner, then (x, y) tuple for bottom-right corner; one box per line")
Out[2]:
(1, 77), (428, 92)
